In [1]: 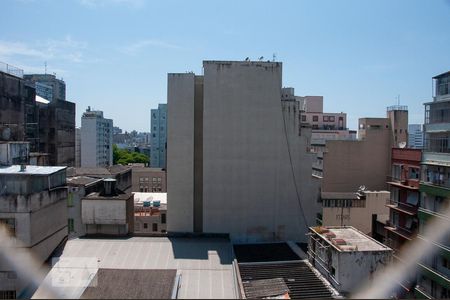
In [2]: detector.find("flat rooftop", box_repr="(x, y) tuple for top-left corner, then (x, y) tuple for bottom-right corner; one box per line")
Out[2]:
(133, 192), (167, 205)
(310, 226), (392, 252)
(0, 165), (66, 175)
(32, 237), (236, 299)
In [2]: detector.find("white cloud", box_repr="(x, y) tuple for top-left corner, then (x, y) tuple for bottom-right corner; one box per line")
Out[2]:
(79, 0), (145, 9)
(120, 39), (182, 55)
(0, 35), (88, 63)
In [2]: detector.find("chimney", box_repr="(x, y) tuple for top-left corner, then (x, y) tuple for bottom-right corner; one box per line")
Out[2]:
(103, 178), (117, 196)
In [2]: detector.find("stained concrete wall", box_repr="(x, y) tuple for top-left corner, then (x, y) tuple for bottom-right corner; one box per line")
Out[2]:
(200, 61), (319, 242)
(323, 118), (392, 193)
(82, 200), (127, 224)
(322, 191), (390, 234)
(166, 73), (195, 232)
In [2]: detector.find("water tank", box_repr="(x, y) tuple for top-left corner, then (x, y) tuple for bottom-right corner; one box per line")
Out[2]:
(103, 178), (117, 196)
(143, 201), (151, 207)
(153, 200), (160, 207)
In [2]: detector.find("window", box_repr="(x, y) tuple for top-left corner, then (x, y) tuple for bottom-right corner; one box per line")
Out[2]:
(312, 115), (318, 122)
(323, 116), (329, 122)
(301, 115), (306, 122)
(0, 291), (16, 299)
(153, 223), (158, 232)
(161, 214), (166, 224)
(0, 218), (15, 236)
(329, 116), (335, 122)
(144, 223), (148, 229)
(68, 219), (74, 233)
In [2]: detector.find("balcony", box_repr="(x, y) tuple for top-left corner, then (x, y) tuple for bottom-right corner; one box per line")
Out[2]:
(419, 182), (450, 198)
(417, 208), (449, 223)
(414, 286), (433, 299)
(387, 176), (420, 190)
(417, 262), (450, 290)
(385, 224), (415, 241)
(386, 200), (417, 216)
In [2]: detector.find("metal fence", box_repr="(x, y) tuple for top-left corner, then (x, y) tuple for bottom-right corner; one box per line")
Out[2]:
(0, 61), (24, 78)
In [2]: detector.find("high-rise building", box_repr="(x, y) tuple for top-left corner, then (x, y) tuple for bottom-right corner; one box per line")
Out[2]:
(81, 107), (113, 167)
(415, 70), (450, 299)
(408, 124), (424, 149)
(1, 65), (75, 166)
(75, 127), (81, 167)
(23, 73), (66, 101)
(150, 104), (167, 168)
(0, 165), (68, 298)
(167, 60), (320, 243)
(281, 88), (357, 177)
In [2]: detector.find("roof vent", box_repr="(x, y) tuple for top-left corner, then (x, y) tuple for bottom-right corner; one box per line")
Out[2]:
(103, 178), (117, 196)
(20, 164), (26, 172)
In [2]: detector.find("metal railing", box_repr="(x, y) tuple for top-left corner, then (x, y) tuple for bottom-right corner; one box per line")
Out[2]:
(0, 61), (24, 78)
(387, 105), (408, 112)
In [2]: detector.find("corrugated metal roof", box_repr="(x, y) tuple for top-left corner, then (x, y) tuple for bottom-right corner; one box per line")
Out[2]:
(239, 261), (334, 299)
(0, 165), (66, 175)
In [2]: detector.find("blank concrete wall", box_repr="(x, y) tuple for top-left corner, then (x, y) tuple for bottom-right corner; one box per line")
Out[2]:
(166, 73), (195, 232)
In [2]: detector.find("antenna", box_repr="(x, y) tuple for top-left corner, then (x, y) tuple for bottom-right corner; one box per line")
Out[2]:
(272, 53), (276, 62)
(397, 94), (400, 106)
(44, 62), (47, 74)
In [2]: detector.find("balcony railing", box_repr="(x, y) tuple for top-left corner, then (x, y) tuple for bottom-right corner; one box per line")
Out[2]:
(386, 200), (418, 215)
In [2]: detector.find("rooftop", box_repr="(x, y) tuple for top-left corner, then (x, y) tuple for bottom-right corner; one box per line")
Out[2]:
(433, 70), (450, 79)
(32, 237), (236, 299)
(133, 192), (167, 205)
(0, 165), (66, 175)
(310, 226), (392, 252)
(234, 243), (337, 299)
(85, 191), (132, 201)
(67, 176), (103, 186)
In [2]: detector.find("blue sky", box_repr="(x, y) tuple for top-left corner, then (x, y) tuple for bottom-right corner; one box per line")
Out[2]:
(1, 0), (450, 132)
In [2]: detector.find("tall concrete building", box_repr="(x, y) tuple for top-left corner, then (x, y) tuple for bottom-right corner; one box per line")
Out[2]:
(408, 124), (424, 149)
(81, 107), (113, 167)
(281, 88), (357, 177)
(415, 70), (450, 299)
(167, 60), (320, 243)
(23, 74), (66, 102)
(323, 107), (408, 194)
(0, 65), (75, 167)
(150, 103), (167, 168)
(0, 165), (68, 298)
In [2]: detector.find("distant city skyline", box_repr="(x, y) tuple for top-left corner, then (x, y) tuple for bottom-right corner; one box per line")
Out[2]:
(1, 0), (450, 132)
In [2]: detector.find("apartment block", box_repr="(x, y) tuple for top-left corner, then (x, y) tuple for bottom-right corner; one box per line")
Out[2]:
(321, 190), (390, 235)
(167, 60), (320, 243)
(1, 66), (75, 167)
(150, 103), (167, 168)
(131, 166), (166, 192)
(415, 70), (450, 299)
(0, 165), (68, 298)
(409, 124), (424, 149)
(80, 107), (113, 167)
(133, 193), (167, 234)
(23, 74), (66, 102)
(308, 226), (393, 296)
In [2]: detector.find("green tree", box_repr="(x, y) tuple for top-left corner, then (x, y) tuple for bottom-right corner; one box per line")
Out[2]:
(113, 144), (149, 165)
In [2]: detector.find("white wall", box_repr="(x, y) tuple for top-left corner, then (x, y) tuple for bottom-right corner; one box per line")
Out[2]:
(82, 200), (126, 224)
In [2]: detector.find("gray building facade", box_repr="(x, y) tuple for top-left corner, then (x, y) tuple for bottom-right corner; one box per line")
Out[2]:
(23, 74), (66, 102)
(167, 60), (320, 243)
(150, 103), (167, 168)
(408, 124), (423, 149)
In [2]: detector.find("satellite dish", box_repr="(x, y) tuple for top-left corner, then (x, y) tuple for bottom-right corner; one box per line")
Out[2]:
(358, 185), (366, 192)
(398, 142), (407, 148)
(2, 127), (11, 141)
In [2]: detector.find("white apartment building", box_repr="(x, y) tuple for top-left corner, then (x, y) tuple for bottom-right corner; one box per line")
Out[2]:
(81, 107), (113, 167)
